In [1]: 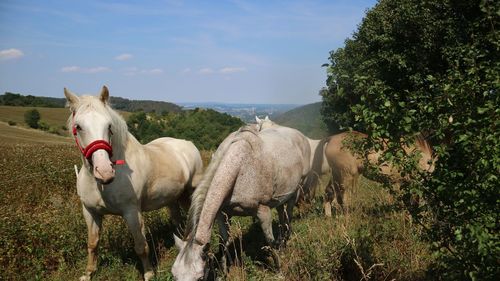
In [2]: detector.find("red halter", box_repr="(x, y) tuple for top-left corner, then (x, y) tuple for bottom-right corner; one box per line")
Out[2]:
(72, 112), (125, 165)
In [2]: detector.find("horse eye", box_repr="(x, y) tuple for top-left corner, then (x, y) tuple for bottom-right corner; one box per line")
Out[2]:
(76, 124), (82, 131)
(108, 125), (113, 135)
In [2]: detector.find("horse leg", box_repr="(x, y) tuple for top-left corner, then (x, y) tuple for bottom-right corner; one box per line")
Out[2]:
(324, 176), (335, 217)
(167, 202), (183, 228)
(80, 206), (102, 281)
(256, 204), (281, 270)
(276, 205), (286, 246)
(216, 212), (231, 275)
(123, 210), (154, 281)
(278, 193), (296, 246)
(335, 179), (347, 213)
(338, 171), (358, 213)
(285, 194), (296, 239)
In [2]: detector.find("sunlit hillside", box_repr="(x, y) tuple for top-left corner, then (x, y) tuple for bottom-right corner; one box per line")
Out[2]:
(274, 102), (329, 139)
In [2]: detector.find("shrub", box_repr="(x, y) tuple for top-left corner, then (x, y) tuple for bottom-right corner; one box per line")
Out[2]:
(321, 0), (499, 279)
(24, 109), (40, 129)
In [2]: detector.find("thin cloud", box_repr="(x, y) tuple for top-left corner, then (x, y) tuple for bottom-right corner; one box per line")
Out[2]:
(61, 66), (80, 72)
(60, 66), (111, 73)
(219, 67), (246, 74)
(86, 66), (111, 73)
(121, 67), (163, 76)
(196, 67), (246, 75)
(199, 68), (214, 74)
(115, 53), (133, 61)
(147, 68), (163, 74)
(0, 48), (24, 60)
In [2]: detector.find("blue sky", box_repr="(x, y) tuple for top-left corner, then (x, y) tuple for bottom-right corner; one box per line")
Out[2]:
(0, 0), (376, 104)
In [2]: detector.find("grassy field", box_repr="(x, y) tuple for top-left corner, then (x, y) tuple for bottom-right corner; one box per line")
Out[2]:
(0, 138), (433, 280)
(0, 121), (72, 144)
(0, 105), (70, 128)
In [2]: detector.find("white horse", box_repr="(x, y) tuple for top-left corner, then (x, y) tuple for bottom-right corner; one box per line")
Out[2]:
(171, 124), (311, 281)
(255, 116), (330, 201)
(64, 86), (203, 281)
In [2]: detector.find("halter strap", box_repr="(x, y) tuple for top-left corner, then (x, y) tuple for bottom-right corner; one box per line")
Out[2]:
(71, 111), (125, 165)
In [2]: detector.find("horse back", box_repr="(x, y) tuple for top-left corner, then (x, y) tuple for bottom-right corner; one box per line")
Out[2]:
(325, 132), (365, 174)
(260, 126), (310, 175)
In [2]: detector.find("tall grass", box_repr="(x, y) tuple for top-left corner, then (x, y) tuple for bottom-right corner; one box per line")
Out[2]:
(0, 143), (433, 280)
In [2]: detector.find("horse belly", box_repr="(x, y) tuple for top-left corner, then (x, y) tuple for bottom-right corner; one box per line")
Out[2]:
(227, 168), (272, 214)
(142, 177), (185, 211)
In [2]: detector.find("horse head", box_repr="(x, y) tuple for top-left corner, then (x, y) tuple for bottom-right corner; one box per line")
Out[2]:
(172, 235), (209, 281)
(65, 86), (118, 184)
(255, 115), (275, 130)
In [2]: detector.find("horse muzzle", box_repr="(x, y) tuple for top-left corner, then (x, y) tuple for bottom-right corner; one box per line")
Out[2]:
(92, 150), (116, 184)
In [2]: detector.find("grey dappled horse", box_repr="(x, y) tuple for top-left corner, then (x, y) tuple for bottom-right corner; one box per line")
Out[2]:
(172, 124), (311, 281)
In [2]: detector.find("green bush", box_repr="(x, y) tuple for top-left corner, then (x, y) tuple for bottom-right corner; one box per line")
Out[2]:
(24, 109), (41, 129)
(39, 121), (50, 131)
(321, 0), (499, 279)
(127, 109), (244, 150)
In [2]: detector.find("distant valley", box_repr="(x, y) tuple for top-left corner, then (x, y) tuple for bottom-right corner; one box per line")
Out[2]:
(178, 102), (300, 123)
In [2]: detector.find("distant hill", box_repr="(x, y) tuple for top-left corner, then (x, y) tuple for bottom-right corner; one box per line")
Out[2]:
(109, 96), (182, 113)
(0, 92), (66, 108)
(0, 92), (182, 113)
(273, 102), (329, 139)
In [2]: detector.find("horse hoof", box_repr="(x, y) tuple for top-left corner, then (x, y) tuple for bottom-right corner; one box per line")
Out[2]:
(79, 275), (91, 281)
(324, 206), (332, 217)
(144, 271), (155, 281)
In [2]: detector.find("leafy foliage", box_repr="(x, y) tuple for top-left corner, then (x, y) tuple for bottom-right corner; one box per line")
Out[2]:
(321, 0), (499, 279)
(24, 109), (41, 129)
(127, 108), (244, 150)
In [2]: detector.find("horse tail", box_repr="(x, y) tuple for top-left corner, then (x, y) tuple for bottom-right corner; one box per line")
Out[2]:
(302, 137), (330, 201)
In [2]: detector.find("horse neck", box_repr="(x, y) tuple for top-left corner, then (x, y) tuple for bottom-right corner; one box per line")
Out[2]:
(122, 131), (143, 153)
(185, 130), (239, 239)
(186, 131), (257, 244)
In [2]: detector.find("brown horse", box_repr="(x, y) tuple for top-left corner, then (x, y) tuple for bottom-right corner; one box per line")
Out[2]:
(310, 131), (435, 217)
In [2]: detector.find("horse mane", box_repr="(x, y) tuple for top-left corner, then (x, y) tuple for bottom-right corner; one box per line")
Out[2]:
(184, 125), (259, 240)
(66, 95), (129, 158)
(302, 137), (330, 201)
(414, 134), (432, 155)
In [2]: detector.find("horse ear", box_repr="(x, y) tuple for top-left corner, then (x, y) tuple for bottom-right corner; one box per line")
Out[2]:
(173, 234), (186, 250)
(99, 85), (110, 104)
(64, 88), (79, 111)
(255, 116), (261, 123)
(264, 116), (270, 121)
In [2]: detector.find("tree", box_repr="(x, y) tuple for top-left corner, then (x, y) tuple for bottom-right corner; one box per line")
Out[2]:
(126, 109), (244, 150)
(321, 0), (499, 279)
(24, 109), (41, 129)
